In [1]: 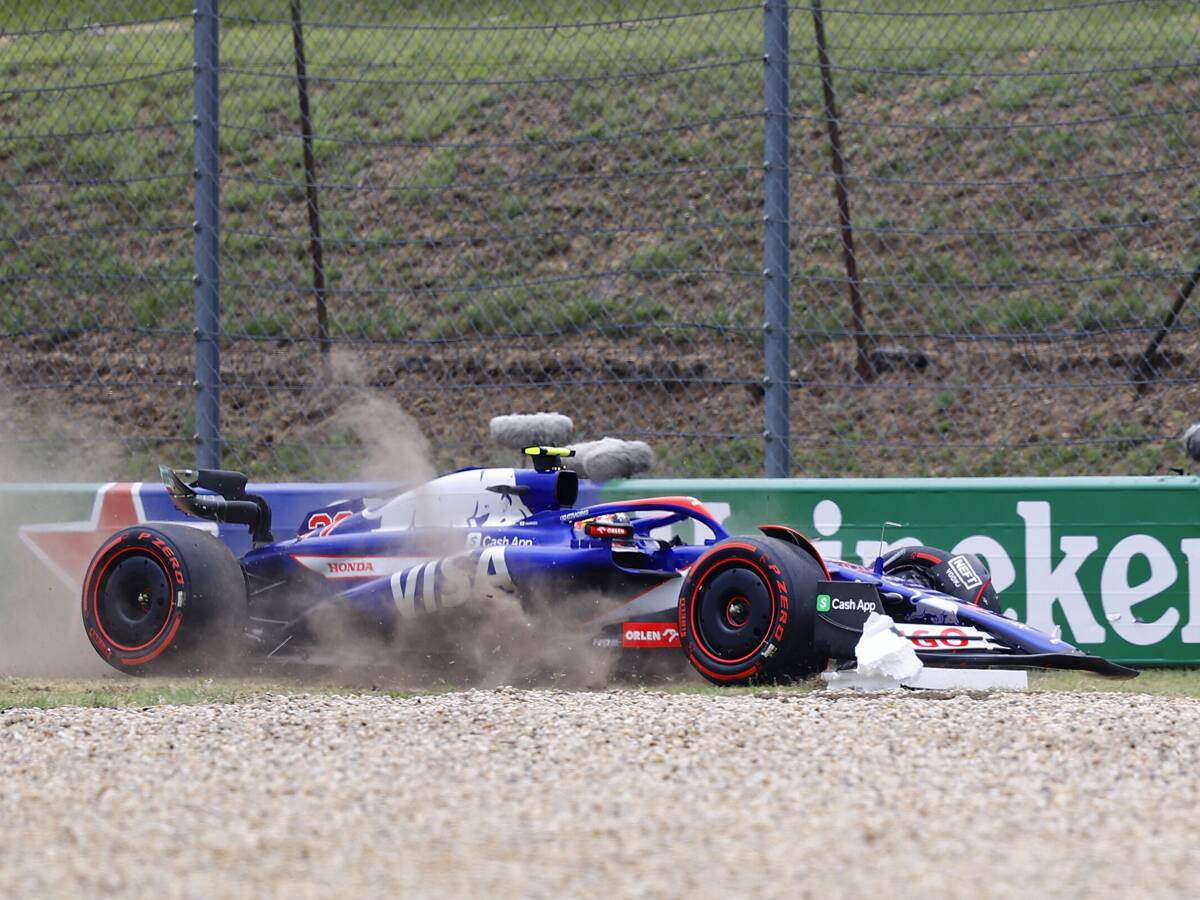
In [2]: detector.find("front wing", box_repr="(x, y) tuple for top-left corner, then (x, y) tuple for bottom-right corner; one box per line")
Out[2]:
(812, 580), (1138, 679)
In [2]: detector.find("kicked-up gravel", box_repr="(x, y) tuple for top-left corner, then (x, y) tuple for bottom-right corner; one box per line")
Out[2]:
(1, 688), (1198, 899)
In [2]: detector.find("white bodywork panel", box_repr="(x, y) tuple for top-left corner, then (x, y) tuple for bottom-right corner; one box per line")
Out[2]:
(361, 469), (534, 531)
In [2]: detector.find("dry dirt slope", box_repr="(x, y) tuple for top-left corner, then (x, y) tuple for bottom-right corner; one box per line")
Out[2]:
(1, 688), (1198, 898)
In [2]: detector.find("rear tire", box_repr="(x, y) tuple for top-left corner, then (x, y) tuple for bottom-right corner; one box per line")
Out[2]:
(81, 524), (248, 674)
(678, 536), (824, 685)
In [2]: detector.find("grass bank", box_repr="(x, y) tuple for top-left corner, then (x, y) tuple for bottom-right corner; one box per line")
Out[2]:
(2, 1), (1197, 478)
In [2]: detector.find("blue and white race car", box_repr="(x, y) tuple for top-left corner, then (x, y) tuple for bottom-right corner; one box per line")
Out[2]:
(81, 448), (1136, 683)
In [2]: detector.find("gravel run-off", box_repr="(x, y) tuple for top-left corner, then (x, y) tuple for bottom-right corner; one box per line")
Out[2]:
(2, 689), (1198, 899)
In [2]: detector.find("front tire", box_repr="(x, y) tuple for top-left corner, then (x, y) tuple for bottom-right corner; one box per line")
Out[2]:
(82, 524), (248, 674)
(678, 536), (824, 685)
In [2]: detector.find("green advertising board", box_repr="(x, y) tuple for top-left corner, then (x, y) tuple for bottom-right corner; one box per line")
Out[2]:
(601, 476), (1200, 666)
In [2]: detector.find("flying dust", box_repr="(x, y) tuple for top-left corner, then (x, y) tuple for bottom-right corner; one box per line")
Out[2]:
(0, 410), (123, 676)
(0, 358), (635, 687)
(292, 354), (622, 688)
(305, 580), (623, 691)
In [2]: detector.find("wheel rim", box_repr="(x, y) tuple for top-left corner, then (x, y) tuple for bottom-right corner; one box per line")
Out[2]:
(96, 553), (173, 650)
(694, 562), (773, 663)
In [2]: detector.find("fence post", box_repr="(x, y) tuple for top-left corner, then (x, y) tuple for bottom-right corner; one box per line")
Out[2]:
(290, 0), (331, 362)
(811, 0), (869, 381)
(763, 0), (791, 477)
(192, 0), (221, 469)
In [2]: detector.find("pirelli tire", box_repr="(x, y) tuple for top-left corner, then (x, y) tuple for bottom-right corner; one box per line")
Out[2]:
(678, 535), (824, 686)
(81, 524), (248, 674)
(881, 545), (999, 612)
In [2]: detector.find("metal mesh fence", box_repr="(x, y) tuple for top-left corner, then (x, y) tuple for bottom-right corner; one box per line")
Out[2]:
(787, 0), (1200, 477)
(0, 2), (197, 476)
(215, 0), (766, 477)
(1, 1), (1197, 480)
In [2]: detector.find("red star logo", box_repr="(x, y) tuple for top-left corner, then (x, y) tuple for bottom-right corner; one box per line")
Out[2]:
(19, 483), (145, 589)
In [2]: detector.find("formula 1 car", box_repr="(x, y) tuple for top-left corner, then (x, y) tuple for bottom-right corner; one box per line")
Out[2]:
(80, 448), (1137, 683)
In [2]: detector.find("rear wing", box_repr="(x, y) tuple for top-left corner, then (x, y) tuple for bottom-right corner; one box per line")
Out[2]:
(160, 465), (273, 545)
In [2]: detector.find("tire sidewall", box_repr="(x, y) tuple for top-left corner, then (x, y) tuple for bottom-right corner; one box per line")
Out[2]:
(82, 527), (192, 669)
(82, 524), (247, 673)
(678, 537), (821, 684)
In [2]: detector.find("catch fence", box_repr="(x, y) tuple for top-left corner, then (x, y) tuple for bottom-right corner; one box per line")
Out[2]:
(1, 1), (1197, 479)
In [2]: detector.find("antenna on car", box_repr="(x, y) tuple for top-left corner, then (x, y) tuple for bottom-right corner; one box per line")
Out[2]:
(872, 521), (904, 575)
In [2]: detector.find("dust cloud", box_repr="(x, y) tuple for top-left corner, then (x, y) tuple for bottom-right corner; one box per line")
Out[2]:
(0, 359), (655, 688)
(298, 355), (623, 687)
(0, 414), (121, 676)
(306, 582), (622, 691)
(305, 349), (436, 484)
(292, 585), (629, 691)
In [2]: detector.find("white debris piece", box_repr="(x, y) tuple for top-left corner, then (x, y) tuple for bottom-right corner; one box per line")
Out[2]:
(853, 611), (923, 683)
(825, 665), (1029, 691)
(821, 669), (910, 692)
(903, 668), (1028, 690)
(822, 612), (1029, 691)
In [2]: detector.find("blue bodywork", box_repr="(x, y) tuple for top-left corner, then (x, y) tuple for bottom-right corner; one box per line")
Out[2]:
(158, 463), (1134, 676)
(823, 557), (1080, 659)
(237, 468), (728, 633)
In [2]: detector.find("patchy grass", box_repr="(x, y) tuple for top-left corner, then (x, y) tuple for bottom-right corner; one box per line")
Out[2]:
(1029, 669), (1200, 698)
(654, 677), (822, 697)
(1, 667), (1196, 710)
(6, 2), (1190, 343)
(0, 676), (419, 711)
(2, 2), (1199, 478)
